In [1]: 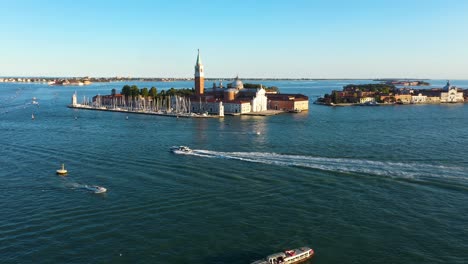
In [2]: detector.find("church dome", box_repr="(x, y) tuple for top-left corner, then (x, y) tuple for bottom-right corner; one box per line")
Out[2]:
(231, 76), (244, 89)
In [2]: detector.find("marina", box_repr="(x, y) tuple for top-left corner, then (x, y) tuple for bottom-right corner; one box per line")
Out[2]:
(68, 103), (220, 118)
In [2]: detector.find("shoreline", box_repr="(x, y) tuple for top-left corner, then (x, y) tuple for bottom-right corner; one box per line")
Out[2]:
(68, 104), (221, 118)
(315, 102), (467, 107)
(68, 105), (288, 118)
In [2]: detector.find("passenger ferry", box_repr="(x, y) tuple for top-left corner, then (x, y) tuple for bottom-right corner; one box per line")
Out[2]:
(251, 246), (314, 264)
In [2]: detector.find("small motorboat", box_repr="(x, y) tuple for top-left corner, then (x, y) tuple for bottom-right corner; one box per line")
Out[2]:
(251, 246), (314, 264)
(170, 145), (193, 154)
(85, 185), (107, 194)
(56, 164), (67, 175)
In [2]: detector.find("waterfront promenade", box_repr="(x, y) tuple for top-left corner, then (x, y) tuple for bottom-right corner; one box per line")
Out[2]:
(68, 104), (220, 118)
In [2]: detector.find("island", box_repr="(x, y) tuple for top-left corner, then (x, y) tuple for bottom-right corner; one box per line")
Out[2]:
(69, 51), (310, 117)
(316, 81), (467, 106)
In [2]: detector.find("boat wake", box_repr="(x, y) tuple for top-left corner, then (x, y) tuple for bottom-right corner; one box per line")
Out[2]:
(64, 181), (107, 194)
(187, 150), (468, 183)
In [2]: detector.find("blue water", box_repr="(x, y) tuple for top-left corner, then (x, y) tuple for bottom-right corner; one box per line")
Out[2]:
(0, 80), (467, 263)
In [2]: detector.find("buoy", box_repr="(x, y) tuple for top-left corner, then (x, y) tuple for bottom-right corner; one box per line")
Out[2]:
(56, 164), (68, 175)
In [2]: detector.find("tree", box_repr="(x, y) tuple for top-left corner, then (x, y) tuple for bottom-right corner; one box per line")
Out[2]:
(130, 85), (139, 98)
(331, 91), (342, 104)
(121, 85), (131, 97)
(111, 88), (116, 96)
(149, 87), (157, 98)
(140, 87), (149, 98)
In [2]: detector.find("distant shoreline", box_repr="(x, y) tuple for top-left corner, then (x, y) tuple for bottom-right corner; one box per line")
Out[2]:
(0, 77), (434, 82)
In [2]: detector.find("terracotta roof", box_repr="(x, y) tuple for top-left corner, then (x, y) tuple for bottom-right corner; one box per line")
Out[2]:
(267, 94), (309, 101)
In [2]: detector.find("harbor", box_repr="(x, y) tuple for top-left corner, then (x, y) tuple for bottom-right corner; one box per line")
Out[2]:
(68, 103), (220, 118)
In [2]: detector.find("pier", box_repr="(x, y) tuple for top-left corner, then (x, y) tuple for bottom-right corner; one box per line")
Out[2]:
(68, 104), (220, 118)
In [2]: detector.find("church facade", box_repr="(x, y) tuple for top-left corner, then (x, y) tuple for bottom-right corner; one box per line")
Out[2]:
(440, 81), (464, 103)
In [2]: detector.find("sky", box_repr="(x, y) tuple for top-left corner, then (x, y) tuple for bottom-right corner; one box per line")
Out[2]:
(1, 0), (468, 79)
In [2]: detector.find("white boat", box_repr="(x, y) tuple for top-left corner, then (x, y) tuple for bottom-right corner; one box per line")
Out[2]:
(170, 145), (193, 154)
(56, 164), (67, 175)
(85, 185), (107, 194)
(251, 246), (314, 264)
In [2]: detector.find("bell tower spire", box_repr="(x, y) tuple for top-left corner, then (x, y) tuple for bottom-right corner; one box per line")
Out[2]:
(194, 49), (205, 96)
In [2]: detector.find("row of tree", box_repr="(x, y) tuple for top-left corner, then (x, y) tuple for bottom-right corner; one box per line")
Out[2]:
(243, 83), (280, 93)
(343, 84), (395, 94)
(116, 85), (194, 99)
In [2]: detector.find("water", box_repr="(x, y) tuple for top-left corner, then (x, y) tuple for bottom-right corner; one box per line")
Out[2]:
(0, 80), (467, 263)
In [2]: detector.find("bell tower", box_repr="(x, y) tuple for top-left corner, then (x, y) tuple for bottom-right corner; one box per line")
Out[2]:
(194, 49), (204, 96)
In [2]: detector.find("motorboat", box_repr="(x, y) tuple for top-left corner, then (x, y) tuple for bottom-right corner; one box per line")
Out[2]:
(85, 185), (107, 194)
(56, 164), (67, 175)
(170, 145), (193, 154)
(251, 246), (314, 264)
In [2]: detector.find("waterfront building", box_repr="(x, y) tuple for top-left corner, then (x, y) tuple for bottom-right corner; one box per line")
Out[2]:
(359, 97), (376, 104)
(395, 94), (412, 104)
(189, 50), (307, 115)
(420, 89), (441, 104)
(440, 81), (464, 103)
(267, 94), (309, 111)
(411, 93), (427, 104)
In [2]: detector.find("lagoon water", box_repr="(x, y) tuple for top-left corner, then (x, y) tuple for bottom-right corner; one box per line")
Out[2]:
(0, 80), (467, 263)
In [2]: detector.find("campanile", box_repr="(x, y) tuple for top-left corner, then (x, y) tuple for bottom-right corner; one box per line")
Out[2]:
(194, 49), (204, 96)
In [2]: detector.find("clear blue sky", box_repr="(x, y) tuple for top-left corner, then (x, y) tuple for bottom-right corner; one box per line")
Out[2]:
(1, 0), (468, 78)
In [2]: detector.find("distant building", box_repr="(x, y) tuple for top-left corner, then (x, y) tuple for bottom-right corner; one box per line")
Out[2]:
(411, 93), (427, 104)
(440, 81), (464, 103)
(395, 94), (412, 104)
(189, 50), (308, 114)
(359, 97), (375, 104)
(267, 94), (309, 111)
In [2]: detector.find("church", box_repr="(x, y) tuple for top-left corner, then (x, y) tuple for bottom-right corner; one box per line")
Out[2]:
(440, 80), (464, 103)
(189, 50), (308, 115)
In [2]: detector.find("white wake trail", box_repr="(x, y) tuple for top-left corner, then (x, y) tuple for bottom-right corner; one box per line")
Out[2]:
(188, 150), (468, 181)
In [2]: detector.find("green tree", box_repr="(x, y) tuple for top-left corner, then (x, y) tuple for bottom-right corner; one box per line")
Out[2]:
(121, 85), (131, 97)
(140, 87), (149, 98)
(149, 87), (157, 98)
(331, 91), (342, 104)
(130, 85), (139, 98)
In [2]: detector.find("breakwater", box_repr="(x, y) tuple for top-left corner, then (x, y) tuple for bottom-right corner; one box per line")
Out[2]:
(68, 104), (220, 118)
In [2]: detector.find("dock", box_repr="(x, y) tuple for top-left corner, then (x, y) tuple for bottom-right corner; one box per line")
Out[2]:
(67, 104), (221, 118)
(241, 110), (285, 116)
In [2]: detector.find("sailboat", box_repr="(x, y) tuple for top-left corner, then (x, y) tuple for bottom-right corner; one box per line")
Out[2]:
(31, 113), (35, 120)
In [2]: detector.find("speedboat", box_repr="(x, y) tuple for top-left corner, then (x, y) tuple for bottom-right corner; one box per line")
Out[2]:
(170, 145), (193, 154)
(251, 246), (314, 264)
(85, 185), (107, 194)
